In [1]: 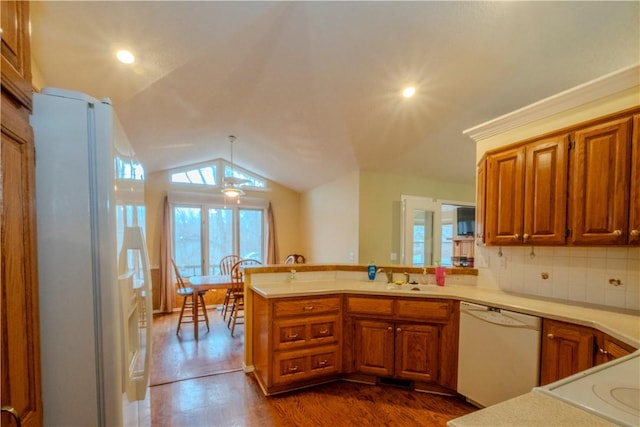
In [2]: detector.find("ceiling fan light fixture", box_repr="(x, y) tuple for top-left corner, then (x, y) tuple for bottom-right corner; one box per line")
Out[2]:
(221, 135), (245, 203)
(221, 186), (245, 198)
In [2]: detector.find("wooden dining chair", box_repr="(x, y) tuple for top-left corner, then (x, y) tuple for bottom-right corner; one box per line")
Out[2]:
(219, 255), (241, 320)
(227, 258), (262, 337)
(172, 259), (209, 336)
(284, 253), (306, 264)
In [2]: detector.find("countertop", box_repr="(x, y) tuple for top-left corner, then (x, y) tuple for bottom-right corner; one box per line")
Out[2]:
(249, 280), (640, 347)
(446, 390), (617, 427)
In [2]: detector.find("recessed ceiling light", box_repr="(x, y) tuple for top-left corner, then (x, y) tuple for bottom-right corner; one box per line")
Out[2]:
(116, 49), (135, 64)
(402, 86), (416, 98)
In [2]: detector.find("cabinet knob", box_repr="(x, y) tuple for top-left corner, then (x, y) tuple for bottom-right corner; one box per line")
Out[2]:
(523, 233), (530, 242)
(396, 328), (402, 332)
(547, 333), (554, 339)
(630, 229), (639, 237)
(598, 348), (609, 355)
(387, 326), (393, 331)
(613, 229), (622, 237)
(514, 233), (520, 241)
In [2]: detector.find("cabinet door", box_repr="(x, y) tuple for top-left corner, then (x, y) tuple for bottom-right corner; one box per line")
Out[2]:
(1, 2), (42, 425)
(540, 320), (594, 385)
(523, 135), (568, 245)
(569, 116), (633, 244)
(595, 333), (637, 365)
(395, 324), (439, 383)
(475, 156), (486, 244)
(485, 146), (525, 245)
(1, 1), (32, 106)
(629, 115), (640, 244)
(354, 320), (394, 377)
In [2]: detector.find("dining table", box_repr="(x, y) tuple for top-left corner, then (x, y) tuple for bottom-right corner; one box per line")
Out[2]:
(187, 275), (236, 340)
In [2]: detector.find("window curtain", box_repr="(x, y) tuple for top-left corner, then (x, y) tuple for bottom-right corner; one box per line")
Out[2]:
(267, 202), (279, 264)
(159, 195), (175, 313)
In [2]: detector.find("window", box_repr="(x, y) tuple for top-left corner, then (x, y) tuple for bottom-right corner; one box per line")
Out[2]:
(170, 159), (266, 190)
(173, 202), (266, 277)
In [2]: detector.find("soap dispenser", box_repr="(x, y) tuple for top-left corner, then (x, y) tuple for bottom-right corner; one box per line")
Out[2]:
(367, 261), (377, 280)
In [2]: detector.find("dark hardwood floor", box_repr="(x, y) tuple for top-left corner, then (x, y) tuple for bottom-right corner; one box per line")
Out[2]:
(150, 310), (477, 426)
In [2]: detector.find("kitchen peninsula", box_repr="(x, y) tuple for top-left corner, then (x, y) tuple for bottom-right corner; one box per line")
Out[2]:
(243, 264), (639, 426)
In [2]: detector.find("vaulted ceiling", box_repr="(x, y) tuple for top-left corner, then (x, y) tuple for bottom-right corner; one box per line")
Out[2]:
(30, 1), (640, 192)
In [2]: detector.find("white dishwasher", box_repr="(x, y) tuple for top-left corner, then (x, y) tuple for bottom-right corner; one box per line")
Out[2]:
(457, 301), (541, 407)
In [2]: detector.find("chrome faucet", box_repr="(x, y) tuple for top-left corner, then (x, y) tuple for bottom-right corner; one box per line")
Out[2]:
(377, 268), (393, 283)
(403, 272), (410, 284)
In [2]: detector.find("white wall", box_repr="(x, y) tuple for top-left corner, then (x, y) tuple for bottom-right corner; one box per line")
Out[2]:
(300, 171), (360, 263)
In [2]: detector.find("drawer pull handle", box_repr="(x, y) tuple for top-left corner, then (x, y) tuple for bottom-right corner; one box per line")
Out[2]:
(304, 306), (314, 311)
(319, 329), (329, 335)
(287, 333), (299, 339)
(317, 360), (329, 367)
(288, 365), (299, 372)
(599, 348), (609, 355)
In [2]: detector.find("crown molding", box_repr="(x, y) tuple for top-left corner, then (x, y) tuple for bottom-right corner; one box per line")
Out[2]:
(463, 64), (640, 142)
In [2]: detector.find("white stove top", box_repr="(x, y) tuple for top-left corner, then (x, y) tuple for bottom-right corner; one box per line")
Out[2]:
(537, 351), (640, 426)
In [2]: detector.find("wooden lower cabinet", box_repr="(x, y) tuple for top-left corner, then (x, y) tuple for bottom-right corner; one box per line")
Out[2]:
(353, 320), (440, 383)
(345, 296), (459, 393)
(252, 292), (459, 395)
(540, 318), (637, 385)
(252, 293), (342, 395)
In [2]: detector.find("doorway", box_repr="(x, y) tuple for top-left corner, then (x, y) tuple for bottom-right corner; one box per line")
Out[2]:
(401, 195), (474, 267)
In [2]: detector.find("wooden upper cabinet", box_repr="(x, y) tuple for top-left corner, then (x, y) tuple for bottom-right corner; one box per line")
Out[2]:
(1, 0), (32, 107)
(485, 135), (568, 245)
(485, 146), (525, 245)
(475, 156), (486, 244)
(629, 115), (640, 244)
(569, 116), (633, 245)
(523, 136), (569, 245)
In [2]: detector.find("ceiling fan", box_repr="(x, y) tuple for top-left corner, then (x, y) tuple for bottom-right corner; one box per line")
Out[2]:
(221, 135), (249, 199)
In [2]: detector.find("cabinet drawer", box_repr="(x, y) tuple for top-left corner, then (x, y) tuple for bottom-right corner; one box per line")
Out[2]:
(274, 297), (341, 318)
(273, 315), (340, 350)
(272, 345), (341, 385)
(347, 296), (393, 315)
(396, 299), (451, 321)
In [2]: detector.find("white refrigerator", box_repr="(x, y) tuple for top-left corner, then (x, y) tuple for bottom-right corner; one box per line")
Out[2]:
(31, 88), (152, 427)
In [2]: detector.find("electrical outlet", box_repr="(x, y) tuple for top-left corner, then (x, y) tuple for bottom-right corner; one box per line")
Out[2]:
(390, 252), (397, 261)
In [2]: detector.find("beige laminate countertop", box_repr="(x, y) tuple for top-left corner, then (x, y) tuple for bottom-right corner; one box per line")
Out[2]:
(249, 280), (640, 347)
(446, 390), (618, 427)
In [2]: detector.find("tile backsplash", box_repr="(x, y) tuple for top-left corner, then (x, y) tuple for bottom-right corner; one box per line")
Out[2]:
(475, 245), (640, 310)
